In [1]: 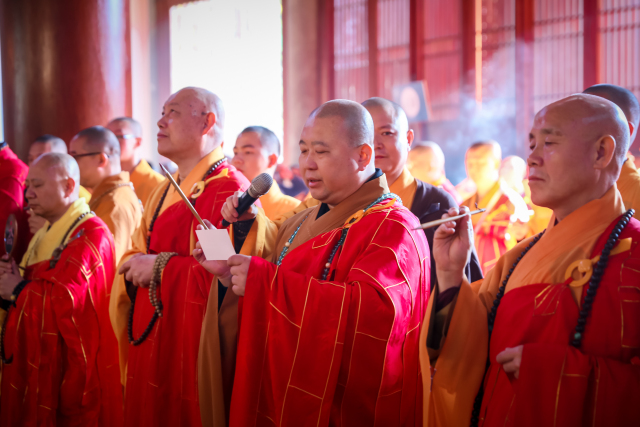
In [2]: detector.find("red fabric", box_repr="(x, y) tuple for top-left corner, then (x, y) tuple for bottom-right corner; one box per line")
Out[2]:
(0, 147), (29, 262)
(478, 215), (640, 426)
(475, 193), (512, 274)
(124, 162), (250, 427)
(0, 217), (123, 427)
(231, 201), (430, 426)
(440, 178), (462, 205)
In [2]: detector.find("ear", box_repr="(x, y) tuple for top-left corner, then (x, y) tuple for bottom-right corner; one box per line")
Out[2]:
(357, 144), (373, 171)
(267, 153), (279, 169)
(134, 137), (142, 149)
(406, 129), (414, 148)
(629, 121), (636, 141)
(594, 135), (616, 169)
(203, 112), (216, 135)
(63, 177), (76, 198)
(98, 153), (110, 168)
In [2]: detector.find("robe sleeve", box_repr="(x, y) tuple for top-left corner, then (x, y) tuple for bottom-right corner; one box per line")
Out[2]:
(92, 192), (139, 264)
(0, 174), (27, 260)
(515, 343), (640, 426)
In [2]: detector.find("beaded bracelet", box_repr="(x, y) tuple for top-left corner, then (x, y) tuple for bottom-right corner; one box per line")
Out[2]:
(149, 252), (177, 317)
(10, 280), (30, 304)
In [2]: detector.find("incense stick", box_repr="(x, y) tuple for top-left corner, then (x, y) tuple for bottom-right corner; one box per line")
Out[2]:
(413, 209), (486, 230)
(159, 164), (209, 230)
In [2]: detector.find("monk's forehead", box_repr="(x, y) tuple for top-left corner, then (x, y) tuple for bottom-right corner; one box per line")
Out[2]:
(235, 131), (263, 148)
(166, 89), (205, 110)
(467, 145), (497, 158)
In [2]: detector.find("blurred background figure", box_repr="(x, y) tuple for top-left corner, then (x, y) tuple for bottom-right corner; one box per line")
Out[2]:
(0, 140), (28, 263)
(275, 163), (308, 200)
(407, 140), (462, 204)
(231, 126), (299, 219)
(499, 155), (526, 195)
(462, 141), (529, 273)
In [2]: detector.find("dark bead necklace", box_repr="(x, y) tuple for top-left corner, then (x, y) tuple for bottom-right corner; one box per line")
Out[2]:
(470, 208), (633, 427)
(128, 157), (225, 346)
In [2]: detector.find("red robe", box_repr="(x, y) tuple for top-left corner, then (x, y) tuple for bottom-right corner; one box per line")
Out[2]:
(124, 160), (251, 427)
(231, 195), (430, 426)
(0, 147), (29, 262)
(479, 215), (640, 426)
(0, 217), (123, 427)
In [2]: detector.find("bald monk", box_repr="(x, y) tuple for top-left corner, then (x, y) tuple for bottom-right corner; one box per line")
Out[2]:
(26, 135), (92, 234)
(205, 99), (430, 425)
(0, 153), (122, 426)
(584, 84), (640, 221)
(423, 94), (640, 426)
(462, 141), (529, 273)
(407, 140), (462, 203)
(107, 117), (164, 209)
(69, 126), (142, 264)
(0, 141), (28, 263)
(111, 87), (268, 427)
(231, 126), (299, 219)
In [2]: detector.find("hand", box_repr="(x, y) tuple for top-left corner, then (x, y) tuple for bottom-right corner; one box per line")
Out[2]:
(227, 254), (252, 296)
(118, 254), (158, 288)
(28, 210), (48, 234)
(496, 345), (523, 379)
(221, 191), (259, 225)
(433, 206), (474, 293)
(0, 256), (24, 300)
(193, 220), (232, 285)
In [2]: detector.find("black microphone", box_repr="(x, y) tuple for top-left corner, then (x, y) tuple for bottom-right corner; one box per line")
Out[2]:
(222, 172), (273, 227)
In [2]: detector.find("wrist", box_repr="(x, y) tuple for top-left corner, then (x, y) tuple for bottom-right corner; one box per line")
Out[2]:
(436, 269), (463, 293)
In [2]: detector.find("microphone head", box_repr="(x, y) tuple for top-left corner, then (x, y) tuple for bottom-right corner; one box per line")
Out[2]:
(247, 173), (273, 198)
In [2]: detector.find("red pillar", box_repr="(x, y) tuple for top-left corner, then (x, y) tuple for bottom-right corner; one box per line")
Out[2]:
(583, 0), (600, 89)
(368, 0), (378, 98)
(515, 0), (534, 155)
(0, 0), (132, 160)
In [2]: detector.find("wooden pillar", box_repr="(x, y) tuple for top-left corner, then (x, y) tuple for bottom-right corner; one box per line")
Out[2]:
(318, 0), (335, 103)
(368, 0), (378, 97)
(583, 0), (600, 88)
(409, 0), (424, 82)
(515, 0), (534, 155)
(461, 0), (481, 105)
(0, 0), (131, 160)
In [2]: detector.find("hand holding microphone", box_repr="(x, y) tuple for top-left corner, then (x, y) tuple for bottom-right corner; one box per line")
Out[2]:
(221, 173), (273, 227)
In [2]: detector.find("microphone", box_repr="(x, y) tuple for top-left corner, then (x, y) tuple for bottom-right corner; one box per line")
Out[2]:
(222, 173), (273, 227)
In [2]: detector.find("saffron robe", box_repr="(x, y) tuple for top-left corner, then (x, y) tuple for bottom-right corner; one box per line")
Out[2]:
(617, 158), (640, 221)
(129, 159), (164, 210)
(422, 185), (640, 426)
(90, 172), (142, 265)
(109, 148), (258, 427)
(230, 174), (430, 426)
(0, 147), (28, 262)
(79, 185), (92, 202)
(259, 181), (300, 220)
(0, 201), (122, 426)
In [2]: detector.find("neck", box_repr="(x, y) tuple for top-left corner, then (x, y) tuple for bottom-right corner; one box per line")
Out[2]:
(553, 182), (613, 222)
(476, 179), (497, 199)
(121, 156), (140, 173)
(327, 166), (376, 209)
(385, 167), (403, 187)
(46, 201), (74, 225)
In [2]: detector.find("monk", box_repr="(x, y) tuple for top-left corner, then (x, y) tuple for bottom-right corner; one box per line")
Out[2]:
(0, 153), (122, 426)
(231, 126), (299, 219)
(423, 94), (640, 426)
(204, 100), (430, 425)
(462, 141), (529, 273)
(0, 141), (28, 263)
(361, 97), (482, 288)
(584, 84), (640, 221)
(407, 140), (462, 203)
(106, 117), (164, 209)
(69, 126), (142, 264)
(111, 87), (268, 427)
(26, 135), (92, 234)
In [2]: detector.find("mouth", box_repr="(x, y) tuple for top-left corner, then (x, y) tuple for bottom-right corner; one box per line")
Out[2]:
(528, 176), (544, 182)
(306, 178), (322, 188)
(157, 133), (167, 139)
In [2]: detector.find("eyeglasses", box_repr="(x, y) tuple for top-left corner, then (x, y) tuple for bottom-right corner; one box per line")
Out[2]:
(115, 134), (136, 140)
(71, 152), (109, 160)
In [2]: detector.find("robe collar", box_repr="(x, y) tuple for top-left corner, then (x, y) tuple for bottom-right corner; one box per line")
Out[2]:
(389, 167), (417, 209)
(89, 171), (132, 209)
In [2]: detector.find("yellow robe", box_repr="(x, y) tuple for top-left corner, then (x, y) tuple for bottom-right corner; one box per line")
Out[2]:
(89, 172), (142, 265)
(420, 185), (626, 426)
(389, 167), (417, 208)
(129, 159), (165, 210)
(78, 185), (92, 202)
(259, 181), (300, 220)
(617, 158), (640, 221)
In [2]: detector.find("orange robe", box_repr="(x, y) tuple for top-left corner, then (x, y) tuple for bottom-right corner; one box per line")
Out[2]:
(259, 181), (300, 220)
(617, 158), (640, 221)
(230, 175), (430, 426)
(90, 172), (143, 265)
(129, 159), (164, 210)
(421, 185), (640, 426)
(0, 146), (28, 262)
(0, 200), (122, 426)
(109, 148), (258, 427)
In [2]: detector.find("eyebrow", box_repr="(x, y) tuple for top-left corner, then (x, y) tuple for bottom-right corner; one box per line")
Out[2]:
(378, 124), (395, 130)
(540, 128), (563, 136)
(236, 142), (258, 149)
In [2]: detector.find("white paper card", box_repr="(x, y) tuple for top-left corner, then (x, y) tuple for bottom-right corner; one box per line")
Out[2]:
(196, 229), (236, 261)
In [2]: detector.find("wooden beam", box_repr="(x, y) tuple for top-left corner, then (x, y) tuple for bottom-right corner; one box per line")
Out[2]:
(461, 0), (480, 105)
(515, 0), (534, 155)
(368, 0), (378, 97)
(409, 0), (424, 82)
(318, 0), (335, 102)
(583, 0), (600, 88)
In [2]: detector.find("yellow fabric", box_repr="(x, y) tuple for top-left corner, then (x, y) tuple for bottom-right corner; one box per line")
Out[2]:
(523, 179), (553, 234)
(271, 197), (320, 228)
(259, 182), (300, 220)
(78, 185), (92, 202)
(617, 158), (640, 221)
(198, 212), (278, 427)
(421, 185), (625, 427)
(130, 159), (165, 209)
(463, 181), (503, 227)
(389, 167), (417, 209)
(108, 146), (226, 385)
(20, 198), (93, 268)
(89, 172), (143, 265)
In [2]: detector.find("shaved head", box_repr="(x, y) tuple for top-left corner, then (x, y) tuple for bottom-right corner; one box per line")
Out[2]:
(468, 140), (502, 160)
(407, 141), (446, 184)
(309, 100), (374, 147)
(361, 97), (409, 133)
(108, 117), (142, 138)
(73, 126), (121, 158)
(240, 126), (280, 156)
(176, 86), (225, 144)
(411, 141), (445, 166)
(32, 152), (80, 186)
(28, 134), (68, 165)
(583, 84), (639, 144)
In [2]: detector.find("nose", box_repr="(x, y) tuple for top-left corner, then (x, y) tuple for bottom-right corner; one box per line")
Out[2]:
(25, 185), (36, 201)
(157, 115), (166, 129)
(527, 142), (543, 167)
